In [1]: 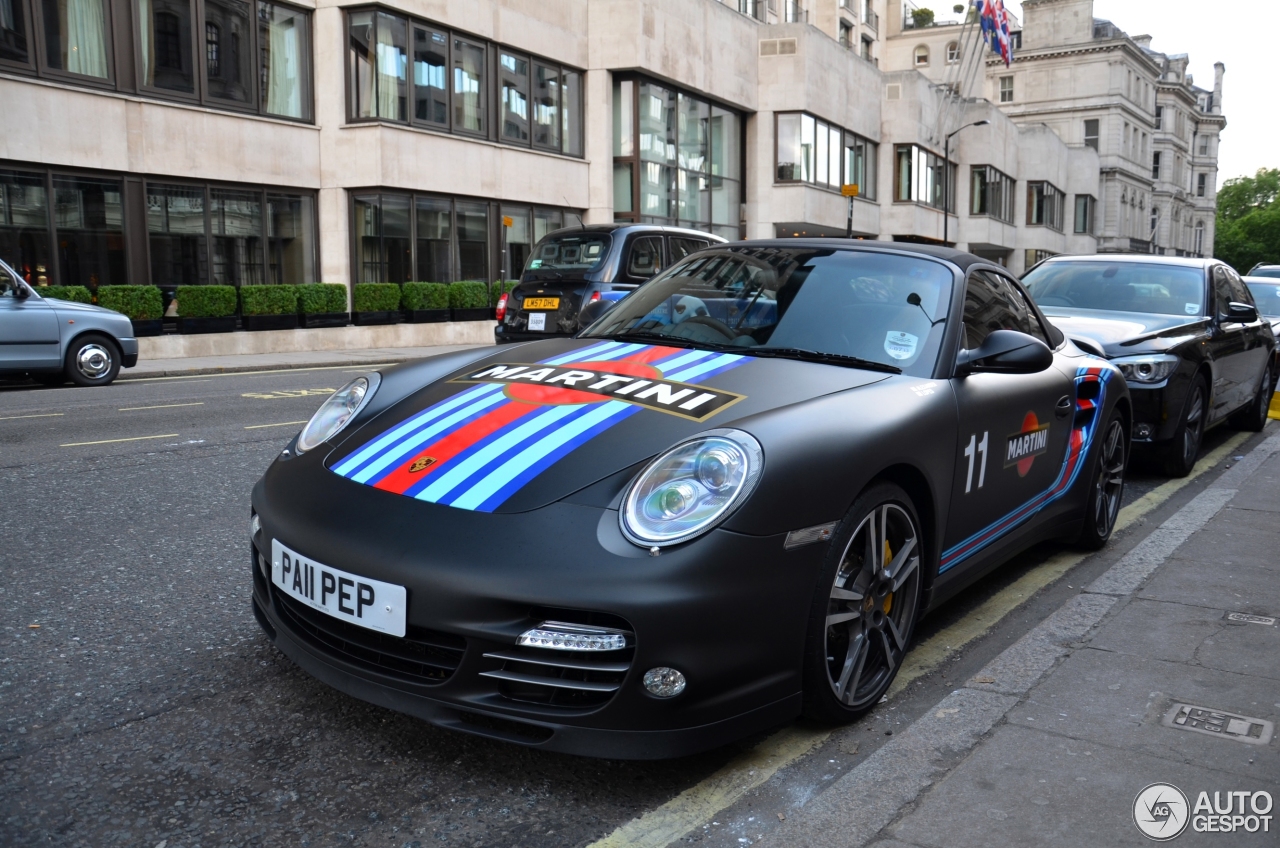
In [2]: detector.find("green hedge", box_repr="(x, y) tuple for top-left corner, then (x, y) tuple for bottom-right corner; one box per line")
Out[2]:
(353, 282), (402, 312)
(297, 283), (348, 314)
(489, 281), (519, 306)
(449, 281), (489, 309)
(39, 285), (92, 304)
(97, 285), (164, 320)
(401, 282), (450, 311)
(240, 285), (299, 316)
(177, 285), (237, 318)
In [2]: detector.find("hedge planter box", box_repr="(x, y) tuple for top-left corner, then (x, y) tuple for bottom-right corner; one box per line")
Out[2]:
(300, 312), (350, 329)
(243, 314), (299, 331)
(178, 316), (237, 334)
(404, 308), (452, 323)
(353, 310), (402, 326)
(130, 319), (164, 337)
(452, 307), (492, 322)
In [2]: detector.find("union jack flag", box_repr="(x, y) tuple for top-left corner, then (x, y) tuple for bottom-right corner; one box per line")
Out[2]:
(975, 0), (1014, 67)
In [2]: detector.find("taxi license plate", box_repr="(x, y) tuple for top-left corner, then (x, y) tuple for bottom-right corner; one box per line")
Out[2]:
(524, 297), (560, 310)
(271, 539), (407, 637)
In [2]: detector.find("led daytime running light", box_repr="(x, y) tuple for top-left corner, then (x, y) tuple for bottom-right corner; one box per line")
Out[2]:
(516, 622), (629, 652)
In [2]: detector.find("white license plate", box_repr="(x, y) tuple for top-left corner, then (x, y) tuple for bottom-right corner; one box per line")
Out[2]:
(271, 539), (407, 637)
(527, 312), (547, 331)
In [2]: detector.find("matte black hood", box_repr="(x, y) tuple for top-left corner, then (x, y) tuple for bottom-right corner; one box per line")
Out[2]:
(325, 337), (890, 513)
(1042, 309), (1209, 355)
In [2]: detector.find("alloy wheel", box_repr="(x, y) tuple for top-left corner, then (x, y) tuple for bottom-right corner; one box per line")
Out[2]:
(1093, 418), (1126, 538)
(1182, 384), (1204, 464)
(824, 503), (921, 710)
(76, 343), (113, 380)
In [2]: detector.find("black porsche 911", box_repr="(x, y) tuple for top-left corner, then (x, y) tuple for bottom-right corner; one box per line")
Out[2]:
(1023, 255), (1275, 477)
(249, 241), (1129, 759)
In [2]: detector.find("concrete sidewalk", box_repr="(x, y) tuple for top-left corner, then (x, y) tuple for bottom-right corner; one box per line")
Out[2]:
(770, 434), (1280, 847)
(118, 342), (492, 379)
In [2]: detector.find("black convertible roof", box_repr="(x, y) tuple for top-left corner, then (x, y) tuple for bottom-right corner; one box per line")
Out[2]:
(719, 239), (992, 271)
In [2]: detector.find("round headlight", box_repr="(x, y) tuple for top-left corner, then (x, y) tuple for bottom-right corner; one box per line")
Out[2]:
(296, 374), (380, 454)
(621, 429), (763, 547)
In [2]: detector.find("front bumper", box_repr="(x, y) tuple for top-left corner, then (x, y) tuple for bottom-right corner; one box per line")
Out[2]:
(249, 450), (820, 758)
(493, 324), (573, 345)
(119, 336), (139, 368)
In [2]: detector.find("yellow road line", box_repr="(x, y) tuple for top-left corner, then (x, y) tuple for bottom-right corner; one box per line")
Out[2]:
(118, 402), (206, 411)
(586, 430), (1253, 848)
(244, 420), (308, 430)
(0, 412), (64, 421)
(61, 433), (179, 447)
(126, 364), (399, 383)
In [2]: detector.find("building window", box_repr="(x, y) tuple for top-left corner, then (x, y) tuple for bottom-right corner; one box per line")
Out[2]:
(1197, 173), (1207, 197)
(894, 144), (954, 211)
(1194, 220), (1204, 255)
(998, 75), (1013, 103)
(0, 170), (52, 286)
(913, 45), (929, 66)
(1198, 135), (1209, 156)
(38, 0), (112, 79)
(1026, 181), (1064, 231)
(775, 112), (878, 199)
(1151, 151), (1161, 180)
(1083, 119), (1099, 150)
(946, 41), (959, 63)
(205, 22), (220, 78)
(614, 76), (743, 240)
(839, 20), (853, 48)
(1074, 195), (1095, 235)
(345, 10), (582, 156)
(969, 165), (1015, 223)
(0, 0), (30, 65)
(1155, 105), (1163, 130)
(1025, 249), (1056, 268)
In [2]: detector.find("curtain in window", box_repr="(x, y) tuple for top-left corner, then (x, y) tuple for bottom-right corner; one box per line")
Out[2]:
(62, 0), (108, 78)
(138, 0), (153, 85)
(262, 4), (303, 118)
(374, 15), (402, 119)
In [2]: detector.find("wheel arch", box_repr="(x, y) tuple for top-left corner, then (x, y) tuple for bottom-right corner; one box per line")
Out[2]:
(64, 328), (123, 362)
(868, 462), (941, 605)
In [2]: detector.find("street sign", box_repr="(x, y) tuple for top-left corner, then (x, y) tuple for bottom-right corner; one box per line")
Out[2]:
(841, 184), (860, 197)
(502, 216), (514, 227)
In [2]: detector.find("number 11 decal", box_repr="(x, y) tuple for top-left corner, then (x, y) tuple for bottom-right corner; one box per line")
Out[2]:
(964, 431), (989, 493)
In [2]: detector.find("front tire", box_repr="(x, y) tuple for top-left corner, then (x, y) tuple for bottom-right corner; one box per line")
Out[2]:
(1075, 411), (1126, 550)
(64, 334), (121, 387)
(1229, 363), (1272, 433)
(801, 482), (924, 723)
(1158, 375), (1206, 477)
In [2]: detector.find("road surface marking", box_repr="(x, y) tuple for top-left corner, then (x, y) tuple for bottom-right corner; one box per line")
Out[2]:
(61, 433), (180, 447)
(0, 413), (64, 421)
(242, 389), (334, 400)
(125, 364), (399, 383)
(585, 429), (1254, 848)
(118, 402), (206, 411)
(244, 420), (308, 430)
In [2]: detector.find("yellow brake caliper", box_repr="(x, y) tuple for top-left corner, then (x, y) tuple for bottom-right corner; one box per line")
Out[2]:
(883, 540), (894, 614)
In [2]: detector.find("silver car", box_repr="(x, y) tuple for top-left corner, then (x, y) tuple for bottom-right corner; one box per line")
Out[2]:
(0, 259), (139, 387)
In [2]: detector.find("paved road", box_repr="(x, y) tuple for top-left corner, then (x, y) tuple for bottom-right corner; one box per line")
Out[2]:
(0, 367), (1248, 847)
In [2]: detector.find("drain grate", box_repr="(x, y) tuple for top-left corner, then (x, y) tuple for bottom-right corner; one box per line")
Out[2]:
(1162, 703), (1274, 746)
(1224, 612), (1277, 626)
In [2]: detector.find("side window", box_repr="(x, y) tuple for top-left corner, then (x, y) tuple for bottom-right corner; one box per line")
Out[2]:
(0, 265), (15, 296)
(963, 270), (1043, 349)
(1212, 266), (1235, 319)
(669, 237), (709, 263)
(626, 236), (664, 280)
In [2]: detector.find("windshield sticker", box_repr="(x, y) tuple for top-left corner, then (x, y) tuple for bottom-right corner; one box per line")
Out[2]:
(529, 259), (543, 269)
(452, 361), (746, 421)
(1185, 302), (1198, 314)
(884, 331), (919, 360)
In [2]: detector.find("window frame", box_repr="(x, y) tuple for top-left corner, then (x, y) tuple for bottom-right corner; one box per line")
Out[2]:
(945, 41), (959, 64)
(893, 143), (954, 212)
(1083, 118), (1099, 150)
(30, 0), (120, 88)
(1026, 180), (1064, 232)
(913, 44), (929, 66)
(773, 111), (878, 201)
(968, 164), (1015, 223)
(1073, 194), (1095, 235)
(998, 75), (1013, 103)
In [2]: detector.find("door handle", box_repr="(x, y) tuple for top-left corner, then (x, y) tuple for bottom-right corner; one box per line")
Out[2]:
(1055, 395), (1073, 418)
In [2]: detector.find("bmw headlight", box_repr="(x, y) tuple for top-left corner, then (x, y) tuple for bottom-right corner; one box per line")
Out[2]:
(621, 429), (764, 547)
(1112, 354), (1179, 385)
(296, 374), (380, 454)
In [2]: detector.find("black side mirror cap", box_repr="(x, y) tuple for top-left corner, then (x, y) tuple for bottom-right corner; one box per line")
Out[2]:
(1227, 302), (1259, 323)
(957, 329), (1054, 376)
(577, 297), (616, 330)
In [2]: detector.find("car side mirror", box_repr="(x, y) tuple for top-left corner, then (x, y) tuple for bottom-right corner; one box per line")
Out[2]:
(577, 297), (616, 330)
(11, 282), (29, 299)
(957, 329), (1054, 376)
(1227, 302), (1258, 323)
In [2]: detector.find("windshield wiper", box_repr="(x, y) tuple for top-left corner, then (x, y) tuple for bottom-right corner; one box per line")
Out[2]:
(739, 347), (902, 374)
(590, 331), (706, 350)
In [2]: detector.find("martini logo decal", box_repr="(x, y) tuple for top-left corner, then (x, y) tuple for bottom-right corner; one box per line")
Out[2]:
(452, 362), (745, 422)
(1004, 412), (1050, 477)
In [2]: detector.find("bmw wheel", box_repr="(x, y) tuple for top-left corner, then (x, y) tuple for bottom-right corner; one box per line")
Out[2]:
(802, 482), (923, 722)
(1076, 411), (1126, 550)
(1229, 363), (1272, 433)
(64, 333), (121, 387)
(1159, 375), (1206, 478)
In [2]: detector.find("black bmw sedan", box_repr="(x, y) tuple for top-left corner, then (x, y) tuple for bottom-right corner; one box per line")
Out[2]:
(1024, 255), (1275, 476)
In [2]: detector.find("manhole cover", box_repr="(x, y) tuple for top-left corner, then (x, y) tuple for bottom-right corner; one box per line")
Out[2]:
(1162, 703), (1274, 746)
(1224, 612), (1277, 626)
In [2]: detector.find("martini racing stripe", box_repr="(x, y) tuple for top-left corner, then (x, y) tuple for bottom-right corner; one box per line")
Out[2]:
(330, 340), (639, 481)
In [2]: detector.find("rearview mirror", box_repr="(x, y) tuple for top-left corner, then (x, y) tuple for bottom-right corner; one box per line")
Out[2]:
(577, 297), (616, 330)
(957, 330), (1053, 376)
(1227, 301), (1259, 323)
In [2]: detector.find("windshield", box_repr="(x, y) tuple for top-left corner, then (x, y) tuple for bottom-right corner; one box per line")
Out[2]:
(1250, 267), (1280, 279)
(1023, 261), (1205, 317)
(1245, 282), (1280, 316)
(581, 246), (953, 375)
(525, 233), (612, 273)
